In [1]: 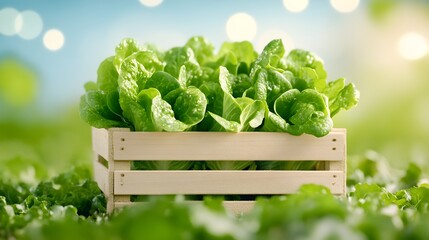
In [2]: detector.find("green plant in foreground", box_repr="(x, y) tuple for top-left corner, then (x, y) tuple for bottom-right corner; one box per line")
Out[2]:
(1, 161), (428, 240)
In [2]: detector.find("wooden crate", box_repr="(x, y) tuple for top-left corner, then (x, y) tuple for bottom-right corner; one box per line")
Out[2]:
(92, 127), (346, 213)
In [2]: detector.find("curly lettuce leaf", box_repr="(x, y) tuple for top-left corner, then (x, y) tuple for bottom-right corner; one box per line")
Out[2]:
(79, 56), (129, 128)
(137, 87), (207, 132)
(253, 68), (292, 111)
(274, 89), (333, 137)
(231, 74), (252, 98)
(164, 47), (200, 80)
(145, 71), (182, 97)
(286, 49), (327, 81)
(80, 37), (359, 142)
(260, 111), (289, 132)
(137, 88), (187, 131)
(115, 47), (165, 131)
(208, 67), (265, 132)
(173, 87), (207, 125)
(251, 39), (285, 78)
(218, 41), (257, 67)
(79, 90), (129, 129)
(329, 82), (360, 117)
(96, 56), (118, 93)
(208, 112), (241, 132)
(321, 78), (359, 117)
(114, 38), (141, 70)
(185, 36), (215, 65)
(208, 95), (264, 133)
(216, 41), (258, 75)
(118, 51), (164, 90)
(239, 100), (265, 131)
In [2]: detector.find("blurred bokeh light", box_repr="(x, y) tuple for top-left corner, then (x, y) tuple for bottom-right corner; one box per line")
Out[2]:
(226, 12), (258, 41)
(282, 0), (309, 13)
(43, 29), (65, 51)
(330, 0), (360, 13)
(0, 58), (38, 107)
(15, 10), (43, 40)
(0, 7), (20, 36)
(397, 32), (428, 60)
(139, 0), (163, 8)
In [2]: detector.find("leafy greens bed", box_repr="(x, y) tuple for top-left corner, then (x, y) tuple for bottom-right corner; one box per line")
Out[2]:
(1, 156), (429, 240)
(80, 36), (359, 170)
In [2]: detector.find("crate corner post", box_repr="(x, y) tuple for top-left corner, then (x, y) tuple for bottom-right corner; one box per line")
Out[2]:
(326, 128), (347, 197)
(92, 127), (131, 214)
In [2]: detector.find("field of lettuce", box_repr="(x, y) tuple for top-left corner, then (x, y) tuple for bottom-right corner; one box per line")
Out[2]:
(1, 134), (429, 240)
(1, 35), (429, 240)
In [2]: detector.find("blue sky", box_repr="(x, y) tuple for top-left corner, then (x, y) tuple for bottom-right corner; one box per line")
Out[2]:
(1, 0), (364, 110)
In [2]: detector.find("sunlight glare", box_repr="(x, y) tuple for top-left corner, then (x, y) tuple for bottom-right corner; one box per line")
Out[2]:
(282, 0), (309, 13)
(139, 0), (163, 8)
(226, 12), (257, 42)
(0, 7), (20, 36)
(397, 32), (428, 60)
(15, 10), (43, 40)
(330, 0), (360, 13)
(43, 29), (65, 51)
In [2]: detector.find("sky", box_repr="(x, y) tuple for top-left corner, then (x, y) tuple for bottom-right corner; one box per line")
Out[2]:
(0, 0), (368, 110)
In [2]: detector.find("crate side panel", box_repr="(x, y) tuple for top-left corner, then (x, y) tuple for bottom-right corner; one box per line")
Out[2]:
(112, 129), (345, 161)
(114, 170), (344, 195)
(93, 154), (109, 194)
(92, 128), (109, 160)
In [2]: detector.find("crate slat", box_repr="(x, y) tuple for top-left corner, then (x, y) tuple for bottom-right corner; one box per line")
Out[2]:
(114, 170), (344, 195)
(92, 128), (109, 160)
(93, 154), (109, 194)
(222, 201), (255, 213)
(112, 129), (345, 161)
(114, 201), (256, 214)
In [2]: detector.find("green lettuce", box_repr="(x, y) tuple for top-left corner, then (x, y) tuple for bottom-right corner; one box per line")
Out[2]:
(80, 36), (359, 171)
(274, 89), (333, 137)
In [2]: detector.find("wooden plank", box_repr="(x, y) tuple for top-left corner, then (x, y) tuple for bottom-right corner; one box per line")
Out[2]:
(326, 129), (346, 196)
(223, 201), (255, 214)
(112, 129), (346, 161)
(92, 128), (109, 160)
(115, 161), (130, 170)
(114, 170), (344, 195)
(114, 201), (256, 214)
(114, 161), (131, 203)
(114, 201), (133, 209)
(93, 154), (109, 194)
(115, 196), (131, 202)
(106, 128), (130, 213)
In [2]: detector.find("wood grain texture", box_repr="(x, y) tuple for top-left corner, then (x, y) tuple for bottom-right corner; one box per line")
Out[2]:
(92, 128), (109, 160)
(114, 201), (256, 214)
(222, 201), (255, 214)
(92, 127), (347, 213)
(93, 154), (108, 194)
(114, 170), (344, 195)
(111, 128), (346, 161)
(98, 128), (130, 213)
